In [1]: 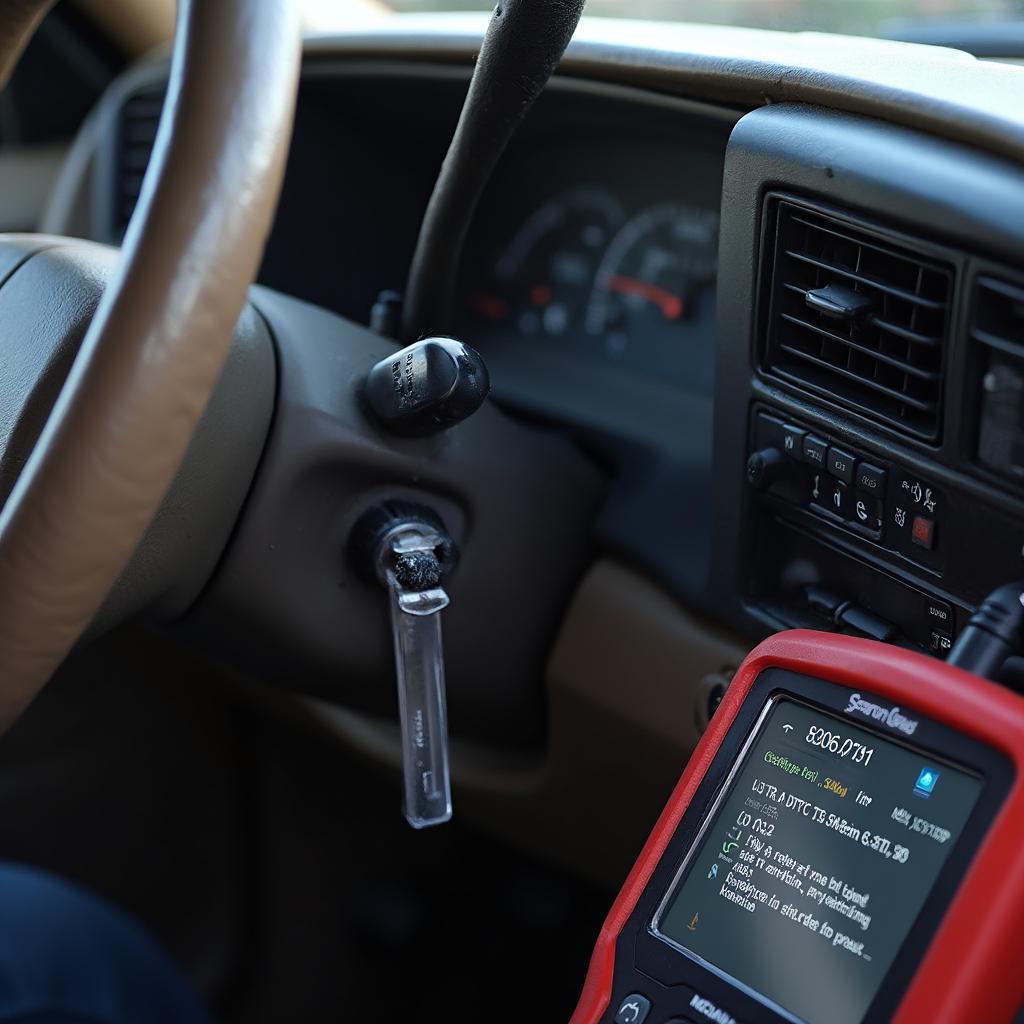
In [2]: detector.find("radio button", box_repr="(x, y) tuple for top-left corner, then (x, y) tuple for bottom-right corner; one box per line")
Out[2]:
(802, 435), (828, 467)
(814, 478), (849, 517)
(852, 495), (883, 532)
(780, 423), (806, 458)
(912, 515), (936, 550)
(826, 446), (856, 483)
(855, 462), (887, 494)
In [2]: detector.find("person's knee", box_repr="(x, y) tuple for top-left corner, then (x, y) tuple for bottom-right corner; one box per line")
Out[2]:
(0, 864), (211, 1023)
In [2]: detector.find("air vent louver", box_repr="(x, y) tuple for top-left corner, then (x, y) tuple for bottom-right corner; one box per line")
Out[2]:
(113, 83), (166, 237)
(763, 200), (953, 442)
(971, 276), (1024, 355)
(970, 275), (1024, 483)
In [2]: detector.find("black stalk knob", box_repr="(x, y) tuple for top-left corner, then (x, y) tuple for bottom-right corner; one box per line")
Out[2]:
(364, 336), (490, 437)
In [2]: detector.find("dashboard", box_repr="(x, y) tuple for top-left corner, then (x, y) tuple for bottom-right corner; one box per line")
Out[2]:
(97, 64), (733, 605)
(103, 63), (731, 447)
(85, 29), (1024, 672)
(34, 12), (1024, 917)
(26, 20), (1024, 1021)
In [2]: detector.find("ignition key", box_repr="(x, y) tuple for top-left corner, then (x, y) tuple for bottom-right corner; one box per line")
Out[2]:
(350, 503), (457, 829)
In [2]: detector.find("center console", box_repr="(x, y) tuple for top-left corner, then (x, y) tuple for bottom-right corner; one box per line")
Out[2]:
(710, 104), (1024, 659)
(571, 631), (1024, 1024)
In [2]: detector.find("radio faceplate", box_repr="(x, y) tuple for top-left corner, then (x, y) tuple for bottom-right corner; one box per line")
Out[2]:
(751, 410), (945, 573)
(744, 403), (1024, 658)
(570, 632), (1024, 1024)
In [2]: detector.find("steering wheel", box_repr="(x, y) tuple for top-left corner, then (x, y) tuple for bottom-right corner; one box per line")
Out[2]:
(0, 1), (300, 729)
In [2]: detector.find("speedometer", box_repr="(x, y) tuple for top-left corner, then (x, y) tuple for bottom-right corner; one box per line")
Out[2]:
(468, 186), (624, 339)
(461, 189), (721, 394)
(585, 202), (719, 361)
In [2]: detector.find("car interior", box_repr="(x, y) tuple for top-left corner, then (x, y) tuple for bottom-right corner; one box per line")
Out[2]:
(2, 1), (1024, 1022)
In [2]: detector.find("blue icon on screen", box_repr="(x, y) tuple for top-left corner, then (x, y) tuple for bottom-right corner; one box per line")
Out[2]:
(914, 767), (940, 798)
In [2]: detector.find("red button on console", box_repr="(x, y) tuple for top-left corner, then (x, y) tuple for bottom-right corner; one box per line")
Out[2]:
(911, 515), (935, 550)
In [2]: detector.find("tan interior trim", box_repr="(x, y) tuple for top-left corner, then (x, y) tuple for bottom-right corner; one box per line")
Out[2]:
(0, 0), (300, 730)
(0, 0), (55, 89)
(0, 144), (66, 231)
(73, 0), (174, 57)
(307, 16), (1024, 168)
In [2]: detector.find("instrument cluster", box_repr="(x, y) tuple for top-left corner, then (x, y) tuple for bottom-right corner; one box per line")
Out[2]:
(456, 133), (726, 400)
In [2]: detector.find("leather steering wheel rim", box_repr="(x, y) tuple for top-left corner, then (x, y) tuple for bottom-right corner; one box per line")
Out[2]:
(0, 0), (300, 729)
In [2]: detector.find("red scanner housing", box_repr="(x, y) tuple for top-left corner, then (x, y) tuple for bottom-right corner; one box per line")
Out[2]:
(571, 630), (1024, 1024)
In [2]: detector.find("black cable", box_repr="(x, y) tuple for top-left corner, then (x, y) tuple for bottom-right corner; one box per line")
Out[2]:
(946, 581), (1024, 680)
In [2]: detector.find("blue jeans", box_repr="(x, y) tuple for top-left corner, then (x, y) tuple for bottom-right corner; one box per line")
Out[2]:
(0, 864), (213, 1023)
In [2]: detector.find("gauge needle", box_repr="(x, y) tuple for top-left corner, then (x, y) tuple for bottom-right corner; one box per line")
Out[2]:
(607, 273), (685, 320)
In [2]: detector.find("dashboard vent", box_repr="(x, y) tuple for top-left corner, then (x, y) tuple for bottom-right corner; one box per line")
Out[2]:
(763, 200), (953, 442)
(971, 276), (1024, 354)
(970, 275), (1024, 483)
(113, 83), (166, 236)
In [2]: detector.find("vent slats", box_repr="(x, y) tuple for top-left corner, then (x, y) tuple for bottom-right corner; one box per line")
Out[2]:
(783, 249), (947, 311)
(778, 314), (941, 382)
(778, 344), (937, 413)
(970, 276), (1024, 355)
(781, 284), (943, 347)
(764, 201), (953, 442)
(971, 276), (1024, 482)
(114, 84), (166, 236)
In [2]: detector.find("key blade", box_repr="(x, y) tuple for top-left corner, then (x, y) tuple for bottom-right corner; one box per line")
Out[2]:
(389, 585), (453, 828)
(349, 505), (459, 831)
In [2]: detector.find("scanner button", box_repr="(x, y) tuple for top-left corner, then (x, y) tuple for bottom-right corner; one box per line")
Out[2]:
(613, 993), (651, 1024)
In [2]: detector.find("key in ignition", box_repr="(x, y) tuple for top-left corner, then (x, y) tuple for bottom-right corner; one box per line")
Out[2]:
(350, 503), (458, 828)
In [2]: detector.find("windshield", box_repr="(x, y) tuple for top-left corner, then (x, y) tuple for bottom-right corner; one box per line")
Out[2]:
(305, 0), (1022, 39)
